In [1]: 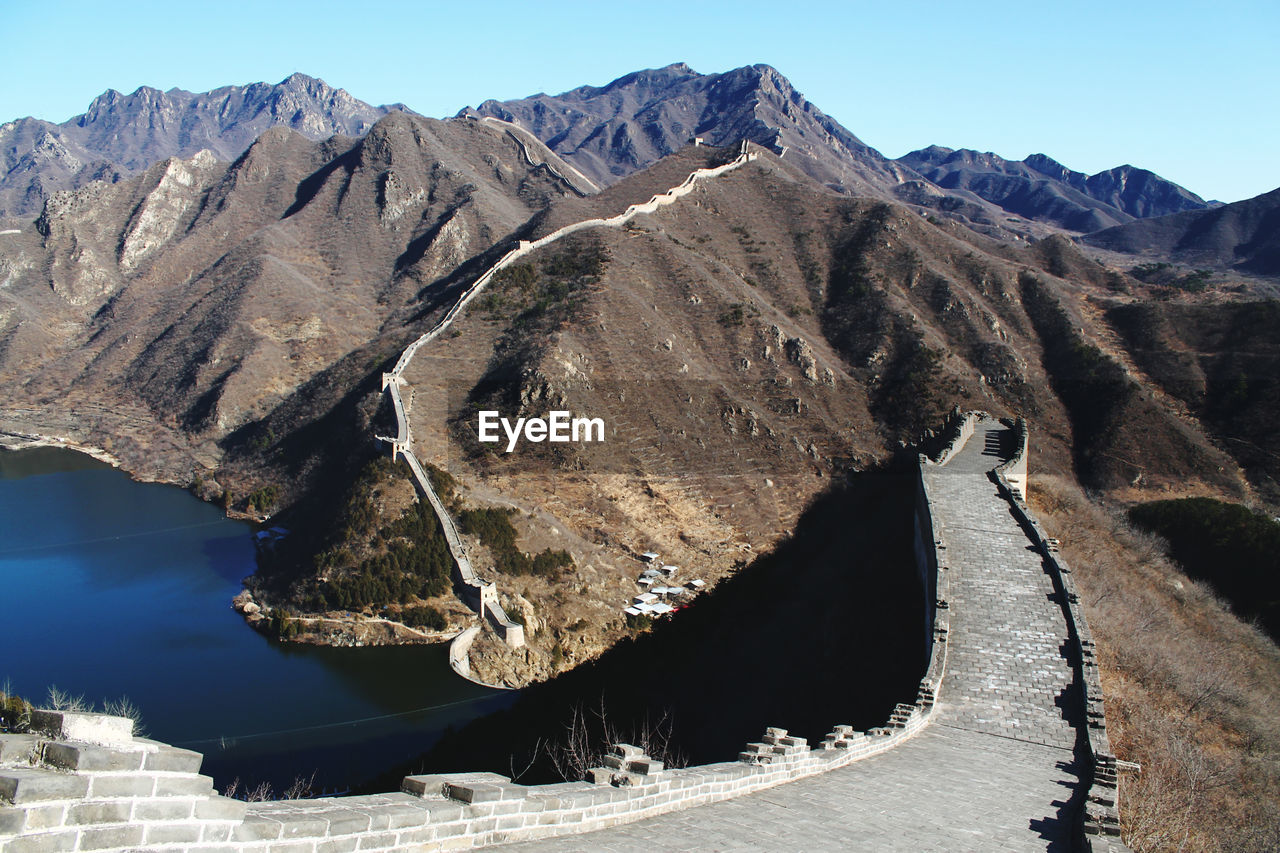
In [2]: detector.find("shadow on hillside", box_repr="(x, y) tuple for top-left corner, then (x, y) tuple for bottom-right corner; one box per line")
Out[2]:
(366, 465), (927, 789)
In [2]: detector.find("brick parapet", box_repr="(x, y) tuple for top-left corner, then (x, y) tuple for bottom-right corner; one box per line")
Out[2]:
(991, 430), (1130, 850)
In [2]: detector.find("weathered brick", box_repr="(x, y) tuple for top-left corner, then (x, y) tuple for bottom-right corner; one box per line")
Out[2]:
(355, 830), (399, 849)
(86, 772), (155, 798)
(0, 769), (89, 804)
(194, 794), (247, 822)
(41, 742), (143, 772)
(29, 710), (132, 746)
(496, 814), (527, 831)
(68, 800), (130, 825)
(402, 771), (509, 799)
(0, 735), (39, 763)
(78, 822), (145, 850)
(265, 841), (317, 853)
(395, 825), (439, 844)
(142, 744), (204, 773)
(132, 797), (195, 821)
(154, 772), (216, 797)
(9, 803), (64, 833)
(1, 828), (79, 853)
(365, 801), (428, 831)
(316, 836), (361, 853)
(274, 812), (330, 838)
(422, 800), (466, 824)
(322, 808), (372, 836)
(0, 804), (29, 834)
(233, 815), (283, 841)
(201, 822), (235, 842)
(143, 822), (203, 844)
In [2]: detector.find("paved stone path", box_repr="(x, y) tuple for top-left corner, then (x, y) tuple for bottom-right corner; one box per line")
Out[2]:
(499, 418), (1088, 851)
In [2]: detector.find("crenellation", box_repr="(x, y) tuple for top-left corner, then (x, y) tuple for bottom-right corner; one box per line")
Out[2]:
(29, 711), (133, 748)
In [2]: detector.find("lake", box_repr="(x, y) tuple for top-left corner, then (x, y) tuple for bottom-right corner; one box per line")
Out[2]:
(0, 445), (510, 794)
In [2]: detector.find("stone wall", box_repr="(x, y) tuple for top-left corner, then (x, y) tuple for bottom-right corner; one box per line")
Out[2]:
(992, 425), (1125, 848)
(0, 710), (247, 853)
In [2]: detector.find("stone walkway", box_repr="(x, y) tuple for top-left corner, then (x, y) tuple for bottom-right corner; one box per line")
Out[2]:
(499, 418), (1087, 851)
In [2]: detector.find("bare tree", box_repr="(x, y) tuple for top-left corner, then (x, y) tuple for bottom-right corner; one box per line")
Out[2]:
(545, 698), (686, 782)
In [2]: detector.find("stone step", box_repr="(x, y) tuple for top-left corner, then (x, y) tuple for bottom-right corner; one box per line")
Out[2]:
(0, 768), (90, 804)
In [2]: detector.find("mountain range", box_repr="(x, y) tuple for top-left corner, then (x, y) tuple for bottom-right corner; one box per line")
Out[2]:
(896, 146), (1214, 232)
(1082, 187), (1280, 276)
(0, 73), (408, 219)
(3, 63), (1241, 246)
(1, 62), (1277, 850)
(461, 63), (1224, 238)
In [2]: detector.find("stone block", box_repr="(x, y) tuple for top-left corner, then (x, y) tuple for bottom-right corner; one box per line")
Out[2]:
(443, 780), (524, 805)
(274, 812), (331, 838)
(41, 742), (144, 772)
(68, 800), (130, 825)
(201, 822), (234, 842)
(1, 828), (79, 853)
(401, 770), (507, 798)
(0, 768), (90, 804)
(702, 762), (752, 781)
(87, 773), (155, 798)
(368, 801), (431, 830)
(0, 804), (29, 834)
(233, 815), (284, 841)
(608, 743), (644, 759)
(422, 800), (466, 824)
(143, 822), (203, 844)
(628, 758), (664, 775)
(264, 841), (317, 853)
(355, 830), (400, 849)
(78, 822), (145, 850)
(142, 743), (204, 773)
(194, 794), (248, 822)
(319, 807), (372, 836)
(29, 710), (133, 746)
(132, 798), (195, 821)
(0, 734), (39, 763)
(155, 772), (216, 797)
(317, 836), (361, 853)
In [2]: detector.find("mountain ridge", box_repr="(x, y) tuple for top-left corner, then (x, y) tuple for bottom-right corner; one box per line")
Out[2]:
(0, 73), (411, 218)
(897, 145), (1213, 232)
(1081, 186), (1280, 275)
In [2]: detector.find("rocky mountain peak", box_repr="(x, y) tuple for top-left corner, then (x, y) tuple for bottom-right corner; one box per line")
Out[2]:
(0, 74), (410, 218)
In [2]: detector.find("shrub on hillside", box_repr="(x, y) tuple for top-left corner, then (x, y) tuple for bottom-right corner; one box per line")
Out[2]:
(1128, 497), (1280, 639)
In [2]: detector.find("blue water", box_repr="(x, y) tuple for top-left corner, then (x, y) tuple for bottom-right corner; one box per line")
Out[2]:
(0, 446), (510, 793)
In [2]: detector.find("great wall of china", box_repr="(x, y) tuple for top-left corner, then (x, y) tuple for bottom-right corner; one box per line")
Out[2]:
(377, 140), (760, 661)
(1, 141), (1132, 851)
(0, 413), (1130, 852)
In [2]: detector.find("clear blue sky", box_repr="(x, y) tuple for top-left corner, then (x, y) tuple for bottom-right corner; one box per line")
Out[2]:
(4, 0), (1275, 203)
